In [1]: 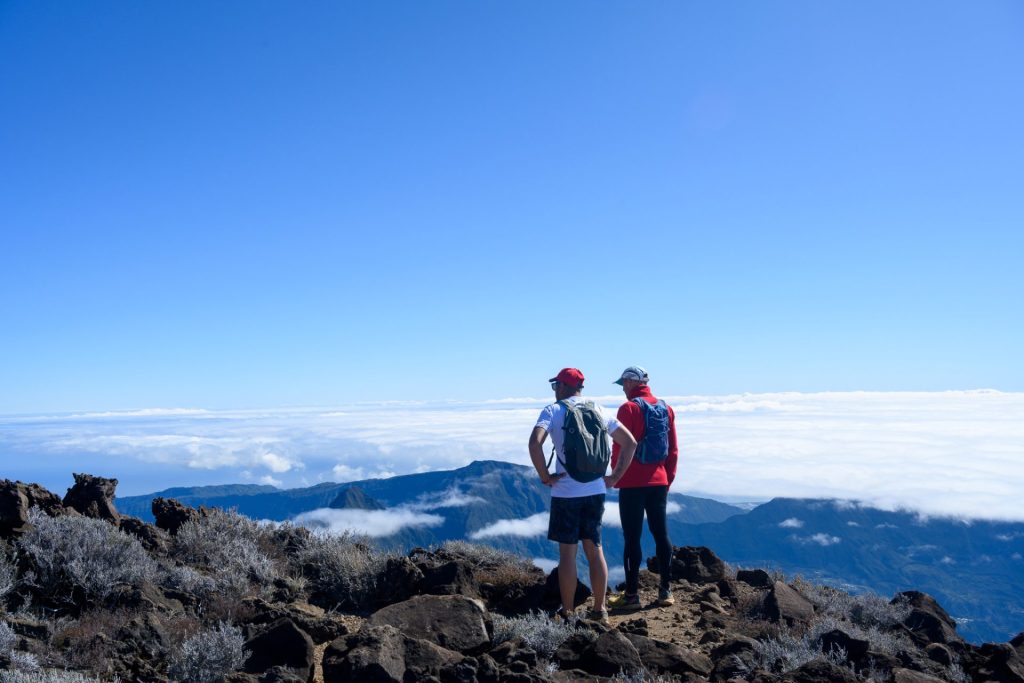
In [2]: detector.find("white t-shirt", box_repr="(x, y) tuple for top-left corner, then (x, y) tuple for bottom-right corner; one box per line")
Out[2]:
(535, 396), (620, 498)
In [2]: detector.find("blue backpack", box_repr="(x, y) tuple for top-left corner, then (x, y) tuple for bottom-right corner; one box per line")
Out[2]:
(633, 398), (670, 464)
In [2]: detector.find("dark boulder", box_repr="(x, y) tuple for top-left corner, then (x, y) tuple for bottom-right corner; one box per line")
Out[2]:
(623, 633), (712, 676)
(365, 595), (490, 655)
(420, 560), (479, 597)
(375, 556), (423, 606)
(737, 568), (772, 588)
(322, 625), (462, 683)
(710, 636), (758, 680)
(0, 480), (63, 537)
(971, 642), (1024, 683)
(63, 473), (120, 522)
(924, 643), (953, 666)
(763, 581), (814, 626)
(573, 630), (642, 677)
(648, 546), (727, 584)
(897, 591), (962, 646)
(151, 497), (200, 535)
(1012, 632), (1024, 658)
(243, 618), (315, 682)
(241, 599), (350, 644)
(819, 629), (870, 663)
(117, 516), (168, 552)
(893, 669), (946, 683)
(542, 568), (592, 610)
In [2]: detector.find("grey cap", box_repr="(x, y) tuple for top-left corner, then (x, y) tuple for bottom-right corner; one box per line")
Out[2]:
(614, 365), (649, 385)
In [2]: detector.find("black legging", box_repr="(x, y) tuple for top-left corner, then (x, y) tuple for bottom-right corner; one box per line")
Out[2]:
(619, 485), (673, 593)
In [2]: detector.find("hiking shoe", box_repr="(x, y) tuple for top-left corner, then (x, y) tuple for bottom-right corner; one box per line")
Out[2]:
(607, 592), (642, 611)
(586, 608), (609, 625)
(657, 587), (675, 607)
(553, 607), (577, 623)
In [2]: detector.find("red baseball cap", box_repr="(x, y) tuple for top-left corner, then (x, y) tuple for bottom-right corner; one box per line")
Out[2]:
(548, 368), (585, 388)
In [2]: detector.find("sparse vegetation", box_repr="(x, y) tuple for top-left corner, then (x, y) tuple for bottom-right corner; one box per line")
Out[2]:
(294, 529), (390, 610)
(0, 545), (17, 599)
(0, 672), (116, 683)
(17, 509), (156, 604)
(173, 509), (279, 599)
(491, 611), (595, 658)
(166, 622), (247, 683)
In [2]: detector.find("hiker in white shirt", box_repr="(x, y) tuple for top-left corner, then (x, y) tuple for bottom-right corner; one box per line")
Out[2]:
(528, 367), (637, 624)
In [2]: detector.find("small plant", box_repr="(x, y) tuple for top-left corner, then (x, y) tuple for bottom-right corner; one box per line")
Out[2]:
(0, 620), (16, 653)
(0, 545), (17, 599)
(491, 611), (595, 658)
(6, 651), (41, 672)
(17, 508), (156, 604)
(167, 622), (247, 683)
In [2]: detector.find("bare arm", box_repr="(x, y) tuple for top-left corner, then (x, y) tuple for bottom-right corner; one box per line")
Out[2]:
(528, 426), (563, 486)
(604, 426), (637, 488)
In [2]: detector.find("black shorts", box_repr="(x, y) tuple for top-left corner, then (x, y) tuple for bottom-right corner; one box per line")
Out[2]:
(548, 494), (605, 545)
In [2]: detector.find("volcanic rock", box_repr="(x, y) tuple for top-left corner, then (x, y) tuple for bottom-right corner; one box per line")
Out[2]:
(648, 546), (727, 584)
(764, 581), (814, 625)
(63, 473), (120, 522)
(151, 497), (200, 535)
(624, 633), (712, 676)
(365, 594), (490, 654)
(322, 625), (462, 683)
(736, 568), (772, 588)
(0, 480), (63, 537)
(244, 618), (315, 682)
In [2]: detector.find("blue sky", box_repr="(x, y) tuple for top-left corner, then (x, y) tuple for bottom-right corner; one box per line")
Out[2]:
(2, 2), (1022, 413)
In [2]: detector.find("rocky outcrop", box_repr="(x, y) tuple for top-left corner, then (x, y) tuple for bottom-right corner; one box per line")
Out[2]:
(365, 594), (491, 654)
(151, 497), (200, 535)
(243, 618), (315, 683)
(764, 580), (815, 625)
(648, 545), (728, 584)
(62, 473), (120, 522)
(322, 625), (464, 683)
(0, 480), (63, 537)
(899, 590), (964, 646)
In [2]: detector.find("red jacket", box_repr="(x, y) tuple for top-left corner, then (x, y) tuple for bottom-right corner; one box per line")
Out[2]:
(612, 385), (679, 488)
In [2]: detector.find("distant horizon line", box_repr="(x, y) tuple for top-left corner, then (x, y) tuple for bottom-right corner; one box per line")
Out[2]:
(0, 387), (1014, 419)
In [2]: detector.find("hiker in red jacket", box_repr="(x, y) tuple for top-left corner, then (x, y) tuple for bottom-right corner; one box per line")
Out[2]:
(606, 365), (679, 610)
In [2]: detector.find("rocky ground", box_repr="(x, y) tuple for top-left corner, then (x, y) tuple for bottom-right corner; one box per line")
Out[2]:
(2, 474), (1024, 683)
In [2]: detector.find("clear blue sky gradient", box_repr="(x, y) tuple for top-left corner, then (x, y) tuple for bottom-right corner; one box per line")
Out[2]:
(2, 2), (1022, 412)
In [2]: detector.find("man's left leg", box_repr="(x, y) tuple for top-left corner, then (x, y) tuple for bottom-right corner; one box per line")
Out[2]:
(581, 538), (608, 611)
(558, 542), (579, 613)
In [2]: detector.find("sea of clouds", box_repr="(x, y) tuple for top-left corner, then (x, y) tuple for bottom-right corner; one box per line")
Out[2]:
(2, 391), (1022, 522)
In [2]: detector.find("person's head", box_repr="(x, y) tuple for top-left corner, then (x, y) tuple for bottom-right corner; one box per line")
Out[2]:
(614, 365), (649, 395)
(548, 368), (584, 401)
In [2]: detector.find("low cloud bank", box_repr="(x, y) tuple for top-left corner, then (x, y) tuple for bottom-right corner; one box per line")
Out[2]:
(470, 513), (548, 540)
(292, 507), (443, 537)
(3, 391), (1022, 521)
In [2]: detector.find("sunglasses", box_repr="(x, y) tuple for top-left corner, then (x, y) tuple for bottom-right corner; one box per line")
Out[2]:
(550, 381), (560, 390)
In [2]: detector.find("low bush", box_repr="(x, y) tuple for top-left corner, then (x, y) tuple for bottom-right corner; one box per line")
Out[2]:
(491, 611), (595, 658)
(173, 509), (279, 599)
(167, 622), (247, 683)
(792, 578), (910, 629)
(1, 620), (15, 653)
(294, 530), (388, 611)
(17, 509), (157, 604)
(440, 540), (533, 570)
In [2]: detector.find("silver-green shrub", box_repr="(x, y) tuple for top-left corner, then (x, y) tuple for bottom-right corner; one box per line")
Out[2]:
(173, 509), (278, 597)
(295, 530), (390, 610)
(0, 671), (118, 683)
(167, 622), (247, 683)
(492, 611), (595, 658)
(0, 546), (17, 599)
(17, 509), (156, 602)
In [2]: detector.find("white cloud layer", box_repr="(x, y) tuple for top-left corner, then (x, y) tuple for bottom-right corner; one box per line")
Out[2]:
(470, 513), (548, 539)
(2, 391), (1023, 521)
(292, 507), (443, 537)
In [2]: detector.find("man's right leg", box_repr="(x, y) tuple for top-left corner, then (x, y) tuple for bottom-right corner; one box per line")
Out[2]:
(644, 485), (672, 588)
(558, 542), (578, 613)
(618, 487), (646, 595)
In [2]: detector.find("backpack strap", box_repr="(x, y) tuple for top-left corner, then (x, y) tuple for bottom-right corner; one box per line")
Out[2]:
(548, 399), (574, 469)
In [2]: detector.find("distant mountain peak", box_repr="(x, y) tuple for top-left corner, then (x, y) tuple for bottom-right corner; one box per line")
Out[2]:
(330, 486), (385, 510)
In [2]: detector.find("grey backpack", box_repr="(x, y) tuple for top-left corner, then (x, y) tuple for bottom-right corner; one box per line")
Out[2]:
(555, 399), (611, 483)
